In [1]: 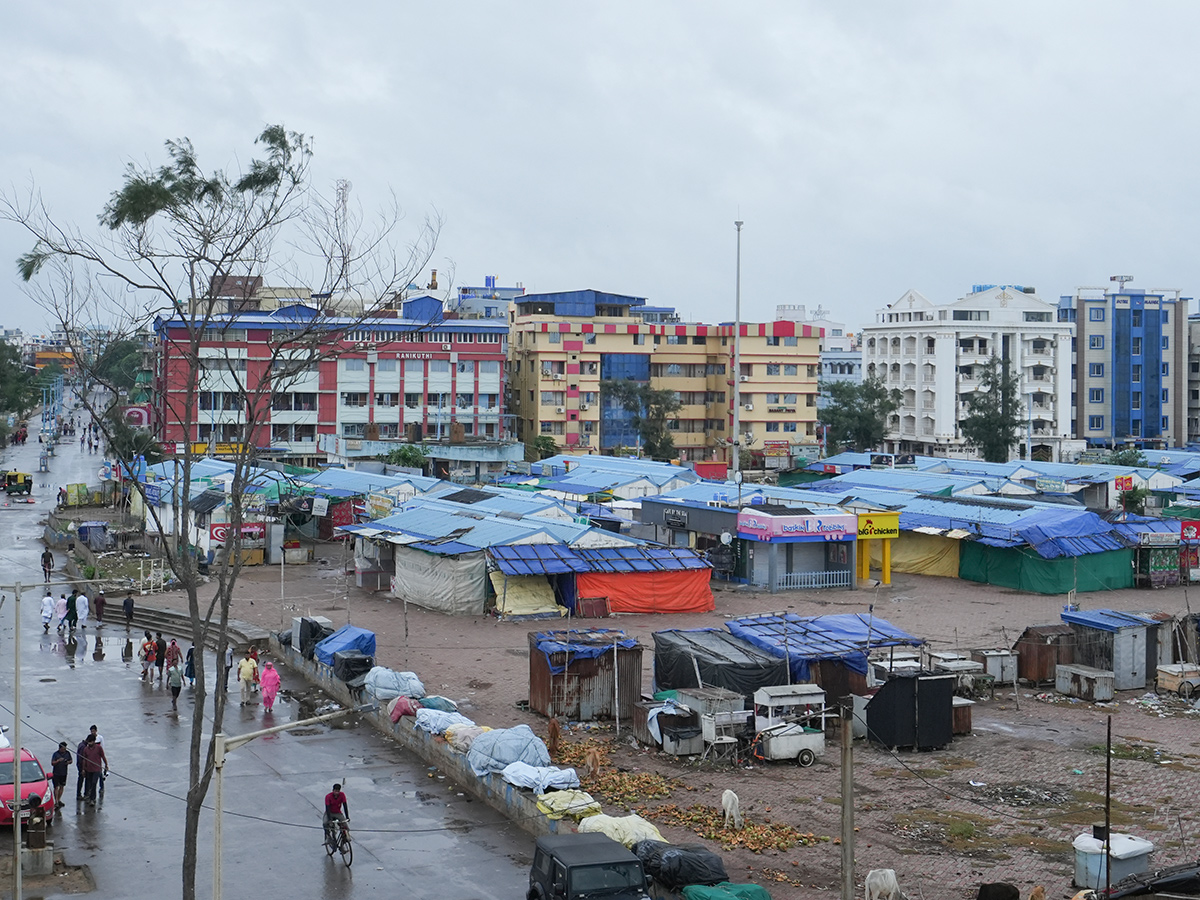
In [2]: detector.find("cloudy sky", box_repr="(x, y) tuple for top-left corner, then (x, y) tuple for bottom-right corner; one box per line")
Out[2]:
(2, 3), (1197, 337)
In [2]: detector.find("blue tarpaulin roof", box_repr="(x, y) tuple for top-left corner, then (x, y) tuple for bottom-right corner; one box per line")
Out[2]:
(313, 625), (377, 666)
(1061, 608), (1158, 632)
(490, 545), (710, 576)
(533, 628), (639, 674)
(725, 613), (922, 681)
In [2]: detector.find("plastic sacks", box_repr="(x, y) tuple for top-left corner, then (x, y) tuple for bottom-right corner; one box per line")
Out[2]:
(364, 667), (425, 702)
(466, 724), (550, 776)
(632, 841), (729, 890)
(577, 813), (665, 848)
(445, 725), (490, 753)
(536, 790), (601, 821)
(388, 696), (421, 722)
(500, 761), (580, 794)
(414, 708), (475, 734)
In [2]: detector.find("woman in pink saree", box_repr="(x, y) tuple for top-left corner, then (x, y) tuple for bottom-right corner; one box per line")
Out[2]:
(259, 661), (281, 713)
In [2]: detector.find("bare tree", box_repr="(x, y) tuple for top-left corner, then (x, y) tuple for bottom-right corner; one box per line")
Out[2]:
(3, 125), (440, 900)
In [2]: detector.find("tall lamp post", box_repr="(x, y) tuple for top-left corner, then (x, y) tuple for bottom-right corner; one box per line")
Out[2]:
(212, 703), (373, 900)
(731, 220), (744, 480)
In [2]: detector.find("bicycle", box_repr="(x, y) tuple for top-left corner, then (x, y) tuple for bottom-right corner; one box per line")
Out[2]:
(324, 818), (353, 867)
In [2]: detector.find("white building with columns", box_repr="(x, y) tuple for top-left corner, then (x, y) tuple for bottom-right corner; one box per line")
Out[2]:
(861, 285), (1079, 461)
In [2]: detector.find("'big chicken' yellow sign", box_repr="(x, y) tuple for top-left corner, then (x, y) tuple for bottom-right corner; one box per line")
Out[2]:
(857, 512), (900, 539)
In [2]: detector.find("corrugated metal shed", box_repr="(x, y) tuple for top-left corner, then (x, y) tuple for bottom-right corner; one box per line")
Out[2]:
(489, 545), (709, 575)
(806, 469), (999, 496)
(1061, 609), (1158, 632)
(1012, 624), (1075, 684)
(528, 628), (643, 721)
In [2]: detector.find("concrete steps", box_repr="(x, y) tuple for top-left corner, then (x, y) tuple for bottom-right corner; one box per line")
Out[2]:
(117, 602), (274, 652)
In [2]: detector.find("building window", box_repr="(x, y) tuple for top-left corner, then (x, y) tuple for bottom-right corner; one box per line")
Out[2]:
(1089, 335), (1104, 350)
(456, 392), (474, 409)
(480, 360), (500, 375)
(1162, 389), (1170, 403)
(341, 422), (365, 437)
(1131, 364), (1142, 382)
(429, 359), (450, 375)
(405, 393), (422, 408)
(1089, 307), (1105, 321)
(766, 336), (781, 347)
(1131, 310), (1142, 327)
(340, 392), (367, 407)
(952, 310), (989, 321)
(1130, 420), (1142, 437)
(1088, 388), (1104, 403)
(1088, 415), (1104, 430)
(376, 359), (397, 372)
(765, 422), (780, 432)
(1132, 391), (1142, 410)
(632, 334), (645, 346)
(548, 332), (561, 344)
(784, 364), (797, 376)
(1132, 337), (1142, 355)
(1088, 363), (1104, 377)
(375, 393), (397, 407)
(1024, 311), (1052, 322)
(343, 359), (365, 372)
(1163, 336), (1170, 350)
(784, 393), (797, 404)
(666, 335), (684, 345)
(1163, 363), (1170, 376)
(585, 333), (596, 344)
(784, 336), (798, 347)
(806, 394), (817, 407)
(1163, 417), (1170, 430)
(457, 360), (475, 375)
(766, 364), (780, 376)
(766, 393), (780, 404)
(784, 422), (798, 432)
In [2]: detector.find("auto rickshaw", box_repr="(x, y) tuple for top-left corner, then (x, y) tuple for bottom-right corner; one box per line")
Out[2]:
(4, 471), (33, 495)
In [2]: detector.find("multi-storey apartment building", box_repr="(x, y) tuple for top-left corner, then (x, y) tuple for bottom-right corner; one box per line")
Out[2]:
(777, 304), (862, 406)
(862, 285), (1075, 460)
(1059, 283), (1189, 449)
(507, 289), (821, 463)
(154, 295), (507, 467)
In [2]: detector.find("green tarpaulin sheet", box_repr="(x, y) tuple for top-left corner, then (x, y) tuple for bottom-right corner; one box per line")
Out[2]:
(958, 542), (1133, 594)
(682, 883), (773, 900)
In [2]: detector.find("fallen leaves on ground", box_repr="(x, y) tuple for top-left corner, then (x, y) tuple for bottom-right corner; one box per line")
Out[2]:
(640, 803), (829, 853)
(588, 770), (680, 808)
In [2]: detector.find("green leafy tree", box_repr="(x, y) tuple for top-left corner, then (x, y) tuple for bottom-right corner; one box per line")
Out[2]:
(600, 380), (682, 459)
(817, 377), (901, 453)
(1109, 447), (1148, 468)
(0, 342), (37, 415)
(382, 443), (426, 469)
(4, 125), (438, 900)
(92, 338), (144, 394)
(527, 434), (559, 461)
(959, 356), (1023, 462)
(1119, 484), (1151, 514)
(104, 403), (165, 465)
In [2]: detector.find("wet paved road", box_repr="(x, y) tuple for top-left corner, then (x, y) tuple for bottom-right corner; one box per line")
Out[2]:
(0, 416), (531, 898)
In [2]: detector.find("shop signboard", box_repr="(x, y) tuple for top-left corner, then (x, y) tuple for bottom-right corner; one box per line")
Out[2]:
(737, 509), (856, 542)
(210, 522), (266, 545)
(1115, 475), (1135, 491)
(1035, 476), (1067, 493)
(856, 512), (900, 540)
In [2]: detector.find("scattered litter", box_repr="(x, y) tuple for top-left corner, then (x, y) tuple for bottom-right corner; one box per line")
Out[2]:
(968, 780), (987, 787)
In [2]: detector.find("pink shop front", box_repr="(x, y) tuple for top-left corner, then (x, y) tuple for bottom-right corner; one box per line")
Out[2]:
(736, 505), (859, 592)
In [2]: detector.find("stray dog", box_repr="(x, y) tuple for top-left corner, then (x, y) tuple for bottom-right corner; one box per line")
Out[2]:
(721, 789), (742, 830)
(546, 717), (561, 757)
(1068, 892), (1097, 900)
(864, 868), (901, 900)
(1028, 887), (1045, 900)
(585, 747), (602, 780)
(977, 884), (1019, 900)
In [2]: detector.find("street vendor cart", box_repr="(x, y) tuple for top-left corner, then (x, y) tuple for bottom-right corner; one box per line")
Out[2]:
(752, 684), (827, 767)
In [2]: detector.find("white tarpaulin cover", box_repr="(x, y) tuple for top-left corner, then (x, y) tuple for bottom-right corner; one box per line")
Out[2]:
(500, 761), (580, 793)
(445, 724), (491, 753)
(414, 709), (476, 734)
(577, 814), (666, 847)
(364, 667), (426, 701)
(391, 545), (488, 615)
(467, 724), (551, 776)
(536, 790), (601, 820)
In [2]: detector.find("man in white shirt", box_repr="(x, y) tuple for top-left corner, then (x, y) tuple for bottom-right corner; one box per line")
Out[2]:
(40, 591), (55, 633)
(76, 593), (90, 630)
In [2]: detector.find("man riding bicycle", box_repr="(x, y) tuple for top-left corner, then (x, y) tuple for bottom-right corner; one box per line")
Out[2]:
(323, 783), (350, 842)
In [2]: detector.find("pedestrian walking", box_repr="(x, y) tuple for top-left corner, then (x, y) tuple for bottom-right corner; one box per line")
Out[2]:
(249, 644), (260, 692)
(40, 591), (55, 633)
(184, 645), (196, 687)
(76, 592), (90, 630)
(79, 734), (107, 803)
(55, 594), (67, 633)
(40, 548), (53, 582)
(87, 725), (106, 796)
(57, 486), (67, 507)
(222, 645), (234, 691)
(166, 663), (184, 709)
(94, 590), (105, 623)
(65, 591), (78, 632)
(123, 591), (134, 626)
(50, 742), (71, 808)
(139, 631), (156, 681)
(237, 650), (258, 706)
(165, 638), (181, 669)
(259, 660), (281, 713)
(155, 632), (167, 681)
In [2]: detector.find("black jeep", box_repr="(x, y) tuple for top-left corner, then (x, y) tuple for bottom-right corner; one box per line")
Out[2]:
(528, 833), (652, 900)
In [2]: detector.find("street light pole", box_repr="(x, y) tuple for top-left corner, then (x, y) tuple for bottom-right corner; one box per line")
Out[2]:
(212, 704), (373, 900)
(732, 220), (744, 480)
(10, 582), (22, 900)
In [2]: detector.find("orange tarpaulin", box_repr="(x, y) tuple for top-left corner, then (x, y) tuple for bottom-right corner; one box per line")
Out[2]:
(576, 570), (715, 614)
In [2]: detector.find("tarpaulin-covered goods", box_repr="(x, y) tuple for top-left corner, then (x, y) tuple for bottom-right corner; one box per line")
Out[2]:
(959, 542), (1134, 594)
(576, 570), (714, 614)
(388, 696), (421, 722)
(313, 625), (377, 666)
(414, 709), (475, 734)
(466, 724), (550, 776)
(632, 841), (729, 890)
(500, 761), (580, 793)
(536, 790), (601, 820)
(444, 724), (490, 753)
(870, 531), (960, 577)
(364, 667), (425, 701)
(577, 813), (665, 847)
(681, 883), (773, 900)
(489, 570), (564, 619)
(391, 545), (487, 615)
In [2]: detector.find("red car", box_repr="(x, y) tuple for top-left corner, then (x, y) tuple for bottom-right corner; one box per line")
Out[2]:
(0, 748), (55, 826)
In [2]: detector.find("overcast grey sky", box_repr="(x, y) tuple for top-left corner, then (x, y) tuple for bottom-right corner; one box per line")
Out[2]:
(2, 2), (1197, 337)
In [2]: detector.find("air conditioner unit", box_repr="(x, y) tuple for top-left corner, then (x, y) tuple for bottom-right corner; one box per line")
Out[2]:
(553, 373), (563, 381)
(366, 343), (377, 351)
(556, 406), (565, 414)
(580, 403), (590, 411)
(739, 375), (750, 382)
(744, 403), (753, 411)
(441, 343), (452, 351)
